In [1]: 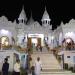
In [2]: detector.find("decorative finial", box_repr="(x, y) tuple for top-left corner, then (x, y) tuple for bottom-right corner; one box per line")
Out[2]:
(22, 5), (24, 10)
(45, 6), (46, 11)
(30, 9), (32, 18)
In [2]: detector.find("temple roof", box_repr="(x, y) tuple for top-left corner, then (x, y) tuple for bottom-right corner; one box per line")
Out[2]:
(18, 6), (27, 21)
(41, 7), (50, 21)
(27, 12), (34, 25)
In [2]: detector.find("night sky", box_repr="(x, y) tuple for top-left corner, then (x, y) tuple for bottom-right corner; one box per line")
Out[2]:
(0, 0), (75, 30)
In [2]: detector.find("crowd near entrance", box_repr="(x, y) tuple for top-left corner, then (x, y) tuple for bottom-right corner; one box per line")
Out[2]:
(27, 34), (44, 52)
(27, 38), (41, 48)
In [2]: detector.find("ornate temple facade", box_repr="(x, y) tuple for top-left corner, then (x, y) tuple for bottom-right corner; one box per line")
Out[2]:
(0, 6), (75, 51)
(0, 7), (52, 49)
(1, 6), (75, 71)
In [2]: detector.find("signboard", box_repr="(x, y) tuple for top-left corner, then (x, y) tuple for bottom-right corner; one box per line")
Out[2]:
(28, 34), (44, 38)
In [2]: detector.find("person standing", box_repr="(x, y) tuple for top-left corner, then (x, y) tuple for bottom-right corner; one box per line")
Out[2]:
(29, 57), (35, 75)
(13, 59), (20, 75)
(40, 46), (42, 52)
(2, 58), (9, 75)
(34, 57), (42, 75)
(29, 57), (33, 73)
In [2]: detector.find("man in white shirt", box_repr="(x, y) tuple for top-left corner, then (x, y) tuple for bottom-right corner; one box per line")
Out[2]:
(14, 59), (20, 75)
(34, 57), (42, 75)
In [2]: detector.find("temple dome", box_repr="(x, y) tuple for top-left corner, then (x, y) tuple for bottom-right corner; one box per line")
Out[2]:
(18, 6), (27, 21)
(41, 7), (50, 21)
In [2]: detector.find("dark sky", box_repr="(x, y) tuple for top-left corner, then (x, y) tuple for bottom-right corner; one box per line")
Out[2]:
(0, 0), (75, 30)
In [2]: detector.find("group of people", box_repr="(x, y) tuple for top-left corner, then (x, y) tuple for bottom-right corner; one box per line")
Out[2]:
(1, 56), (42, 75)
(2, 58), (20, 75)
(29, 57), (42, 75)
(36, 45), (42, 52)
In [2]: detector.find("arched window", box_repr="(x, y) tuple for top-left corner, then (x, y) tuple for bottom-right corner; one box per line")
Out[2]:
(46, 20), (47, 24)
(62, 38), (74, 50)
(22, 19), (23, 23)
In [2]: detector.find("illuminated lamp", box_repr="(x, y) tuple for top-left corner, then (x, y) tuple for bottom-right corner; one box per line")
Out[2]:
(51, 36), (54, 40)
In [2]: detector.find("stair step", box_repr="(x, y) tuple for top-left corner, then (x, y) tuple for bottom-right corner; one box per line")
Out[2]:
(41, 72), (72, 74)
(40, 73), (75, 75)
(31, 47), (75, 75)
(40, 70), (74, 75)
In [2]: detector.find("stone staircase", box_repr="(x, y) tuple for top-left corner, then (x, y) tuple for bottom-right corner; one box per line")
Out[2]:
(31, 53), (61, 70)
(32, 46), (61, 70)
(30, 46), (75, 75)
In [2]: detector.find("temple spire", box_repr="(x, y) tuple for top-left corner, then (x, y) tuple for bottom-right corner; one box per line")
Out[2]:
(41, 6), (51, 27)
(27, 11), (34, 25)
(18, 5), (27, 24)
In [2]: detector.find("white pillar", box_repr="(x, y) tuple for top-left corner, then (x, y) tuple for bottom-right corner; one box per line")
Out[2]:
(1, 43), (3, 51)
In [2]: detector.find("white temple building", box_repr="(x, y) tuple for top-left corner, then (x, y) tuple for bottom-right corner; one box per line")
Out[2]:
(0, 6), (75, 51)
(1, 6), (75, 72)
(0, 6), (52, 50)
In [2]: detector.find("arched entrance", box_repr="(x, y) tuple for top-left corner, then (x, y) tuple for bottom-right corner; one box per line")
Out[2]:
(27, 37), (41, 48)
(0, 36), (9, 50)
(27, 34), (44, 47)
(62, 38), (75, 50)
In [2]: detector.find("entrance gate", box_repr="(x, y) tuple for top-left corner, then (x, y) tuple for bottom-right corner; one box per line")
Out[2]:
(27, 37), (41, 48)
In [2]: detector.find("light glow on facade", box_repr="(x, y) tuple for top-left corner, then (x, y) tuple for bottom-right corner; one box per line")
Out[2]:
(0, 29), (9, 35)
